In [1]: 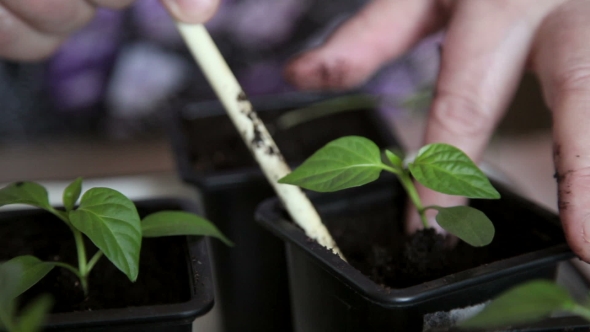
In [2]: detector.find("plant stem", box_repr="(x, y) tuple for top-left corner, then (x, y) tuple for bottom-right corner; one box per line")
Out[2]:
(398, 170), (429, 229)
(52, 261), (89, 295)
(48, 207), (90, 294)
(73, 230), (87, 274)
(380, 164), (429, 228)
(48, 207), (71, 227)
(86, 251), (103, 275)
(72, 230), (89, 295)
(49, 208), (86, 270)
(51, 262), (83, 279)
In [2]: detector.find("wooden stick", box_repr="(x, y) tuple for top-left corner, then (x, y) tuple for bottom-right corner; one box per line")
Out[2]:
(176, 23), (345, 259)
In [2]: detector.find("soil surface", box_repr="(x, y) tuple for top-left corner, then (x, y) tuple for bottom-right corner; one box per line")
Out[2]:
(182, 108), (390, 171)
(0, 208), (191, 313)
(316, 183), (564, 289)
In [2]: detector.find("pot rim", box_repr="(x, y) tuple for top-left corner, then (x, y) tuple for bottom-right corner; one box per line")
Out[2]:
(255, 185), (573, 307)
(2, 197), (215, 329)
(167, 91), (400, 190)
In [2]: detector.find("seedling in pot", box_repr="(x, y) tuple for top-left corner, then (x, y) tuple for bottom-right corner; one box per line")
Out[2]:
(279, 136), (500, 247)
(459, 279), (590, 330)
(0, 178), (232, 312)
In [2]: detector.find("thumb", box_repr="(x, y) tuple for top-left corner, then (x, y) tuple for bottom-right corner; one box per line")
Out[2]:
(532, 1), (590, 261)
(161, 0), (219, 24)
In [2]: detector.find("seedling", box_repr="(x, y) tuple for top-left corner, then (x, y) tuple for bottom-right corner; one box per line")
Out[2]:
(459, 280), (590, 330)
(0, 178), (231, 308)
(279, 136), (500, 247)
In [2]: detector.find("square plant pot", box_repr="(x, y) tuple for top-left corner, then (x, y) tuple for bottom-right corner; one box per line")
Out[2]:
(166, 92), (400, 332)
(255, 177), (574, 332)
(0, 198), (214, 332)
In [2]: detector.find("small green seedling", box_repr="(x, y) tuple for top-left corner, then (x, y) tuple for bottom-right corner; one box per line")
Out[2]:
(459, 280), (590, 330)
(279, 136), (500, 247)
(0, 262), (52, 332)
(0, 178), (232, 307)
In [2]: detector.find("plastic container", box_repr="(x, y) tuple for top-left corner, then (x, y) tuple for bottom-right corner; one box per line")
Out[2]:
(255, 178), (574, 332)
(167, 92), (400, 332)
(0, 198), (214, 332)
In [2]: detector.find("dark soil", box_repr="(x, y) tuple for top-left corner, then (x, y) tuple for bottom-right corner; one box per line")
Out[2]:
(0, 207), (191, 313)
(315, 182), (564, 289)
(181, 108), (391, 171)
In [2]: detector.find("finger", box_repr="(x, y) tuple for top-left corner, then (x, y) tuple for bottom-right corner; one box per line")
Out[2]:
(532, 0), (590, 261)
(0, 0), (94, 35)
(0, 5), (62, 61)
(409, 0), (560, 233)
(87, 0), (135, 10)
(160, 0), (219, 24)
(284, 0), (446, 91)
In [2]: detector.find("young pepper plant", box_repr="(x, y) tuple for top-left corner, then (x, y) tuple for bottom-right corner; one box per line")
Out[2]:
(279, 136), (500, 247)
(459, 279), (590, 330)
(0, 178), (232, 300)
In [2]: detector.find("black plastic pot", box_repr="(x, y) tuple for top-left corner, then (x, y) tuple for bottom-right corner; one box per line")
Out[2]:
(0, 198), (214, 332)
(167, 92), (400, 332)
(255, 178), (574, 332)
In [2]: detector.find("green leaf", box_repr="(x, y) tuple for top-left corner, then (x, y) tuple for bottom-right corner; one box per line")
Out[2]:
(432, 206), (494, 247)
(69, 188), (142, 282)
(0, 262), (20, 330)
(142, 211), (233, 246)
(15, 294), (52, 332)
(0, 256), (54, 300)
(385, 150), (403, 168)
(459, 280), (574, 329)
(278, 136), (384, 192)
(409, 143), (500, 199)
(0, 297), (15, 331)
(0, 261), (52, 332)
(0, 182), (51, 210)
(63, 177), (82, 212)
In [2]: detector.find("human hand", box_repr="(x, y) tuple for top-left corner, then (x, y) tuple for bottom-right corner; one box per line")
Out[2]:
(285, 0), (590, 261)
(0, 0), (219, 61)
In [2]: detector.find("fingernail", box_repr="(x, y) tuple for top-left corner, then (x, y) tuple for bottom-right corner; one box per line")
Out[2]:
(163, 0), (217, 24)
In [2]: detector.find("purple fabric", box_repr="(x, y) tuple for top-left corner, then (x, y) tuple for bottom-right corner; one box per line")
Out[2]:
(237, 60), (290, 95)
(226, 0), (309, 49)
(364, 33), (442, 117)
(49, 9), (123, 76)
(33, 0), (442, 138)
(132, 0), (182, 46)
(47, 9), (123, 111)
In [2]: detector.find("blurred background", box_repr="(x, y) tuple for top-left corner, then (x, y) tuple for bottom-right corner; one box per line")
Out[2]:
(0, 0), (440, 181)
(0, 0), (554, 195)
(0, 0), (555, 185)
